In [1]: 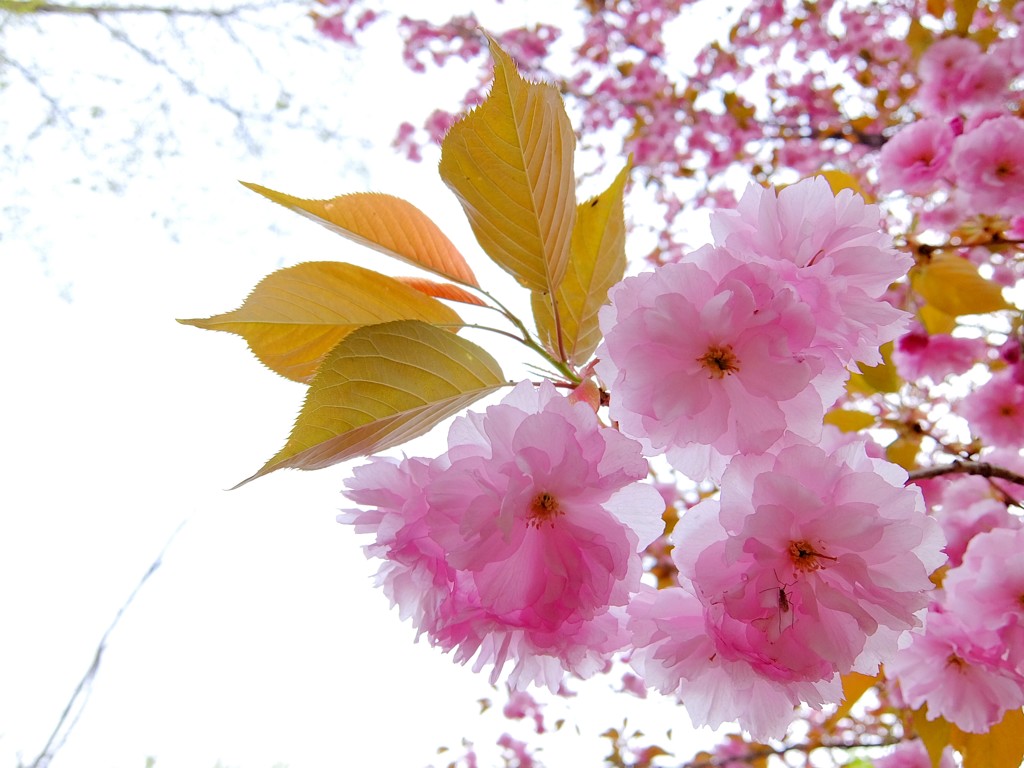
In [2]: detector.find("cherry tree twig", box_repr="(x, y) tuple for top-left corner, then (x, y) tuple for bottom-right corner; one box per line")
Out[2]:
(22, 521), (187, 768)
(907, 460), (1024, 488)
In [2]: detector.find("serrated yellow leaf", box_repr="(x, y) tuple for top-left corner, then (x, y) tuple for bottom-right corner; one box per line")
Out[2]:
(179, 263), (461, 383)
(911, 252), (1011, 317)
(392, 276), (488, 307)
(439, 34), (575, 296)
(532, 161), (629, 365)
(824, 408), (876, 433)
(954, 707), (1024, 768)
(237, 320), (506, 486)
(240, 184), (479, 287)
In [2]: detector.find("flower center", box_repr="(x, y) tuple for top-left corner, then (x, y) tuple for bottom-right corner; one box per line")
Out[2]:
(698, 344), (740, 379)
(788, 540), (837, 572)
(528, 491), (563, 528)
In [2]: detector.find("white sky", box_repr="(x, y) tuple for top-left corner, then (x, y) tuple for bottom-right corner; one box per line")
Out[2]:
(0, 2), (738, 766)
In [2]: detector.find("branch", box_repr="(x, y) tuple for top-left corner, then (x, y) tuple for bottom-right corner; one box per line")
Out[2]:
(22, 521), (187, 768)
(0, 1), (276, 16)
(907, 460), (1024, 488)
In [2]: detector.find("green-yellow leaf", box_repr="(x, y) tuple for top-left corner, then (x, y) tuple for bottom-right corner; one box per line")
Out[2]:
(237, 320), (506, 486)
(240, 184), (479, 287)
(531, 161), (630, 365)
(911, 252), (1011, 317)
(954, 707), (1024, 768)
(439, 34), (575, 295)
(179, 262), (462, 383)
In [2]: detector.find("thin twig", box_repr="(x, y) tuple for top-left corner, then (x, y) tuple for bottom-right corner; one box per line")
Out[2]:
(23, 521), (187, 768)
(907, 460), (1024, 488)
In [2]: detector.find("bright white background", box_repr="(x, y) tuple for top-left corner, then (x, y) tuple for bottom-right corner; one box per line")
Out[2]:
(0, 2), (733, 766)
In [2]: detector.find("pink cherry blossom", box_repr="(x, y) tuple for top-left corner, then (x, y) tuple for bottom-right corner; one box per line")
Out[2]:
(877, 118), (954, 196)
(885, 606), (1024, 733)
(960, 369), (1024, 448)
(915, 37), (1009, 117)
(339, 455), (449, 635)
(951, 116), (1024, 216)
(944, 528), (1024, 668)
(675, 438), (944, 682)
(891, 329), (985, 382)
(342, 380), (665, 690)
(874, 739), (955, 768)
(936, 496), (1020, 568)
(596, 249), (827, 481)
(626, 583), (840, 741)
(709, 177), (913, 367)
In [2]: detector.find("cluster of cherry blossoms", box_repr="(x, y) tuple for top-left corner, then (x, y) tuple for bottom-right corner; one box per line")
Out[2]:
(339, 177), (957, 738)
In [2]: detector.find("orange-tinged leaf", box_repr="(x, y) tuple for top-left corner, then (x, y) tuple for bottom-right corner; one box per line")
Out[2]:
(911, 252), (1011, 317)
(824, 672), (880, 729)
(532, 161), (629, 365)
(237, 320), (506, 486)
(393, 276), (488, 307)
(954, 707), (1024, 768)
(179, 262), (461, 383)
(439, 34), (575, 295)
(241, 184), (479, 287)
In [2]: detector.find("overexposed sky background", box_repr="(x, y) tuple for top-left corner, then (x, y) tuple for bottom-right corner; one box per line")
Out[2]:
(0, 2), (735, 766)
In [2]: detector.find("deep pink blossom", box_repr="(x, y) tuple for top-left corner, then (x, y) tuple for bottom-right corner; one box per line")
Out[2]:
(342, 381), (665, 689)
(886, 606), (1024, 733)
(877, 118), (954, 196)
(951, 116), (1024, 216)
(339, 455), (449, 635)
(709, 177), (913, 367)
(960, 370), (1024, 448)
(937, 497), (1020, 567)
(596, 250), (827, 481)
(627, 584), (840, 740)
(916, 37), (1009, 116)
(944, 528), (1024, 668)
(675, 438), (944, 682)
(891, 330), (985, 382)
